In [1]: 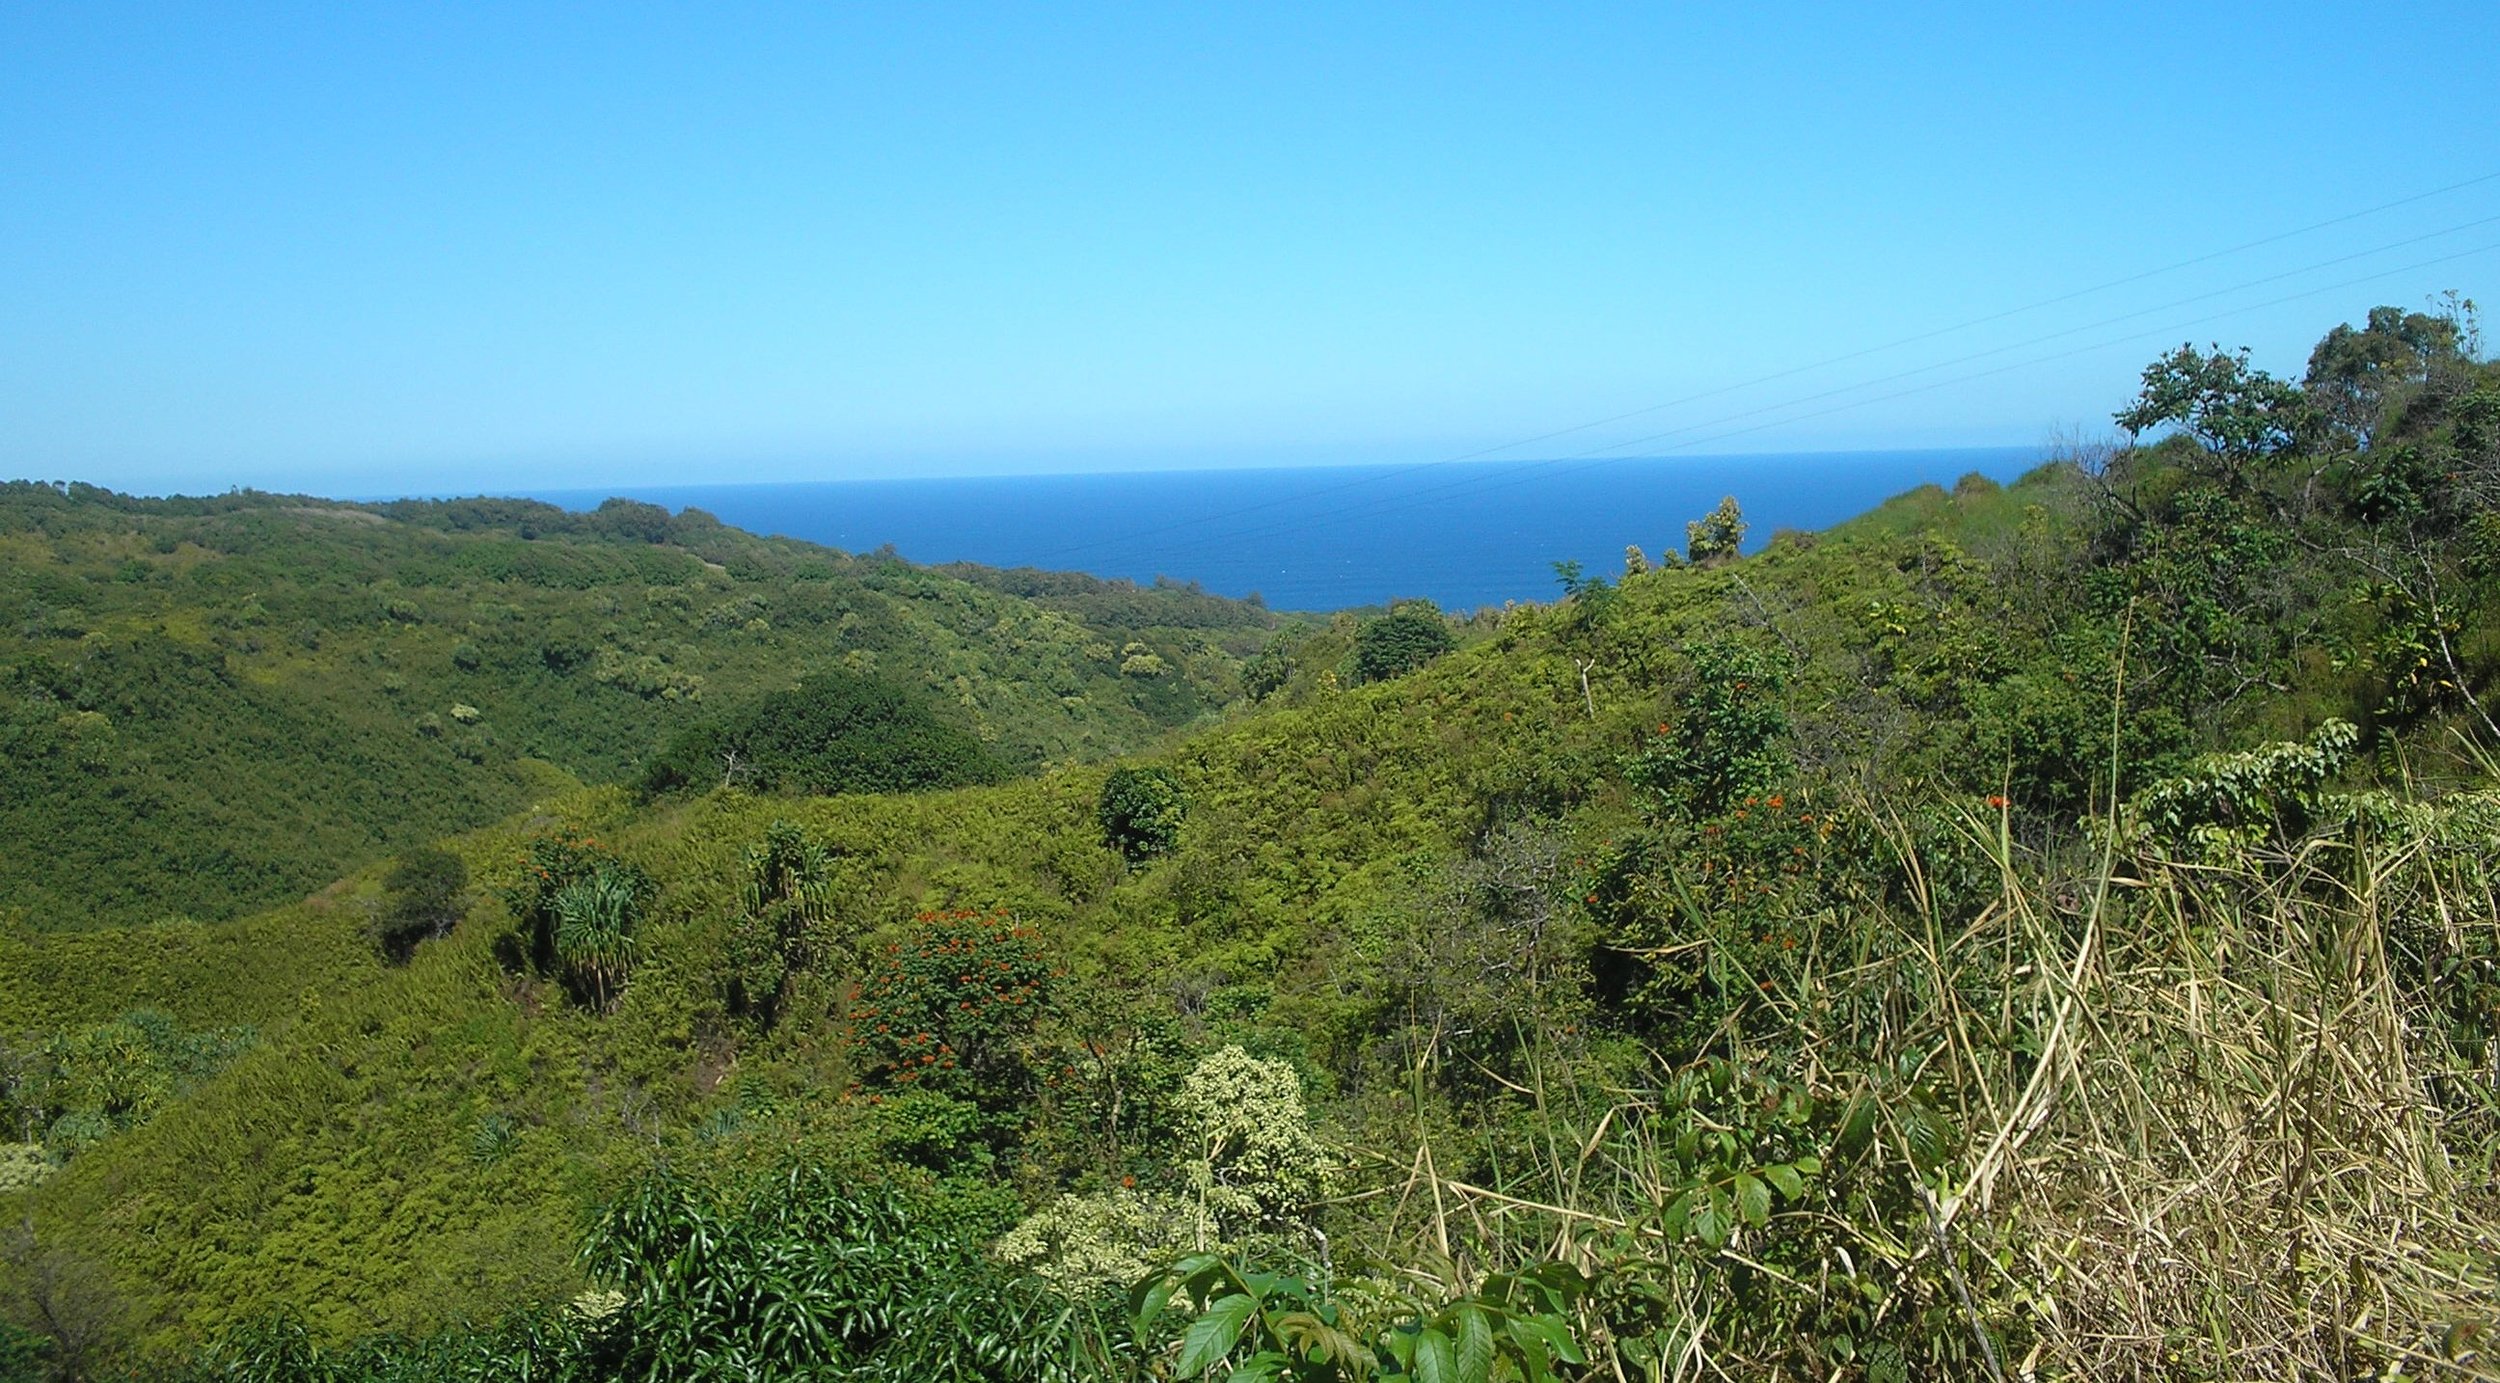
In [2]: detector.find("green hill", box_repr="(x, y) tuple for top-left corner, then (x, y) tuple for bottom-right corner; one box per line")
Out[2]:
(0, 487), (1281, 931)
(3, 305), (2497, 1380)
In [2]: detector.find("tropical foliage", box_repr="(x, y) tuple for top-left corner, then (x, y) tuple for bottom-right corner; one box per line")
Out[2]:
(3, 305), (2497, 1381)
(0, 486), (1278, 929)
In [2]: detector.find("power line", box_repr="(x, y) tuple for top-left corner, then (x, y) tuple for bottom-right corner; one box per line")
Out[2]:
(1190, 236), (2500, 548)
(1445, 214), (2500, 465)
(1033, 203), (2500, 561)
(1441, 169), (2500, 463)
(1020, 170), (2499, 563)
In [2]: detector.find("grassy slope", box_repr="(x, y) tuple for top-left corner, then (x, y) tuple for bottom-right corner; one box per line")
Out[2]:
(0, 486), (1280, 930)
(8, 470), (2107, 1352)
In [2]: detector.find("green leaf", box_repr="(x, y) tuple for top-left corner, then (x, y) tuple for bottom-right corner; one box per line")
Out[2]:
(1762, 1162), (1804, 1200)
(1691, 1188), (1729, 1248)
(1175, 1292), (1258, 1376)
(1901, 1096), (1958, 1174)
(1129, 1276), (1178, 1340)
(1413, 1326), (1458, 1383)
(1735, 1171), (1772, 1228)
(1230, 1351), (1289, 1383)
(1660, 1188), (1693, 1239)
(1452, 1304), (1495, 1383)
(1505, 1316), (1555, 1383)
(1835, 1089), (1878, 1158)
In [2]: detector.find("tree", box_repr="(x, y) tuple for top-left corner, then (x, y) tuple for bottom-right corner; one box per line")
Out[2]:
(1099, 766), (1185, 861)
(501, 831), (654, 1010)
(853, 909), (1056, 1115)
(640, 671), (1005, 799)
(552, 868), (645, 1012)
(1351, 604), (1455, 683)
(2305, 302), (2474, 444)
(1685, 496), (1746, 565)
(2114, 343), (2307, 483)
(374, 847), (467, 962)
(1626, 639), (1795, 821)
(1241, 636), (1296, 701)
(589, 497), (674, 544)
(727, 821), (836, 1026)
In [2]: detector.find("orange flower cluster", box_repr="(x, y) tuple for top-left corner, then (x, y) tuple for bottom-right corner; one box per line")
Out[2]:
(845, 904), (1056, 1102)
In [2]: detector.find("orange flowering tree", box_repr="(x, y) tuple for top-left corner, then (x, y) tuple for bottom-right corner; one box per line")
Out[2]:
(1625, 639), (1794, 822)
(849, 909), (1056, 1117)
(1588, 640), (1873, 1053)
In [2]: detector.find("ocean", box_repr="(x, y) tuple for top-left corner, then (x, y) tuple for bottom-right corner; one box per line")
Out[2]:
(528, 446), (2042, 613)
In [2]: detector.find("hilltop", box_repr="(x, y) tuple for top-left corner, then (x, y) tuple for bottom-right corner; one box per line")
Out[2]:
(0, 487), (1282, 930)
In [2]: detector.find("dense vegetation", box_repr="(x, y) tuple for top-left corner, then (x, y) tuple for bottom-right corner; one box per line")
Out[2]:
(3, 303), (2497, 1380)
(0, 488), (1278, 930)
(637, 671), (1008, 800)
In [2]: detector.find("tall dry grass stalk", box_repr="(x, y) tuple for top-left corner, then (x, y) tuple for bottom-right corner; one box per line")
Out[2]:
(1350, 799), (2500, 1380)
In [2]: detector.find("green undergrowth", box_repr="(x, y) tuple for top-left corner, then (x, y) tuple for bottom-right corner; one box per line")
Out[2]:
(4, 306), (2498, 1379)
(0, 487), (1282, 930)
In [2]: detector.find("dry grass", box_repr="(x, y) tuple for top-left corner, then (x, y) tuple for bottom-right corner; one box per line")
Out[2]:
(1349, 800), (2500, 1380)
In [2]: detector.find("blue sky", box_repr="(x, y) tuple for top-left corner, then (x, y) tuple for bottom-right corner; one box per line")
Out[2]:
(3, 2), (2496, 495)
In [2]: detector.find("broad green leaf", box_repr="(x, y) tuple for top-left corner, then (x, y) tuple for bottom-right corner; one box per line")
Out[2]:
(1130, 1277), (1177, 1340)
(1175, 1292), (1258, 1376)
(1901, 1096), (1958, 1174)
(1735, 1171), (1772, 1228)
(1505, 1315), (1555, 1383)
(1413, 1326), (1458, 1383)
(1762, 1162), (1804, 1200)
(1660, 1188), (1693, 1239)
(1694, 1186), (1732, 1248)
(1231, 1351), (1288, 1383)
(1452, 1304), (1494, 1383)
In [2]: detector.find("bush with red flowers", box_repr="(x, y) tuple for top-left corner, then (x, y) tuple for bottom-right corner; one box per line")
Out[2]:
(848, 908), (1055, 1116)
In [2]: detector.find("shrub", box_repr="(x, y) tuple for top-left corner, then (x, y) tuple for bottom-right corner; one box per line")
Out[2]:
(0, 1320), (51, 1383)
(851, 909), (1055, 1118)
(641, 671), (1005, 798)
(1098, 766), (1185, 862)
(1174, 1045), (1335, 1241)
(993, 1187), (1203, 1293)
(0, 1142), (50, 1196)
(2126, 718), (2358, 856)
(1685, 495), (1746, 564)
(9, 1013), (255, 1165)
(726, 820), (837, 1026)
(1242, 637), (1296, 700)
(581, 1166), (1088, 1381)
(373, 846), (467, 962)
(1624, 639), (1794, 822)
(500, 830), (655, 1009)
(1351, 605), (1454, 683)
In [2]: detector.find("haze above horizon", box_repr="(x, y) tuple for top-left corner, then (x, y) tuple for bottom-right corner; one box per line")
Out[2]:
(3, 3), (2496, 498)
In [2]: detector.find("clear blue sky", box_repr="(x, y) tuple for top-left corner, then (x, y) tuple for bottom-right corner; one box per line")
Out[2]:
(3, 2), (2496, 496)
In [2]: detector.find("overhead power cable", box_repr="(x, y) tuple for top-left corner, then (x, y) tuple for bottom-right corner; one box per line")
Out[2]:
(1022, 170), (2500, 563)
(1031, 196), (2500, 562)
(1177, 236), (2500, 550)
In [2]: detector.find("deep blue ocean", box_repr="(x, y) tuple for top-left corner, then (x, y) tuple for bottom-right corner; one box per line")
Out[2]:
(528, 447), (2041, 613)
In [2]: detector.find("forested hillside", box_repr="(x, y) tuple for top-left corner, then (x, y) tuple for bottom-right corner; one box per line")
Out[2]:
(0, 488), (1279, 930)
(3, 304), (2496, 1380)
